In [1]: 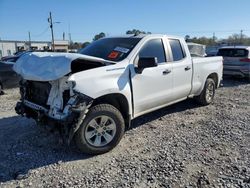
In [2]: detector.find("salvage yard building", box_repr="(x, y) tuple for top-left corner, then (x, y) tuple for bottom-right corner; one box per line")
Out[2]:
(0, 39), (69, 58)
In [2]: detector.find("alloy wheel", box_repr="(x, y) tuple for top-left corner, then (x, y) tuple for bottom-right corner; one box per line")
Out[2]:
(85, 115), (116, 147)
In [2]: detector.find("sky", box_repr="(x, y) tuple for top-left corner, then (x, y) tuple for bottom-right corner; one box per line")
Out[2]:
(0, 0), (250, 42)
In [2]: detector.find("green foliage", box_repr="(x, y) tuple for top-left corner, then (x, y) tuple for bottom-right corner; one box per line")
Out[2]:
(69, 42), (82, 49)
(93, 32), (106, 41)
(226, 34), (250, 45)
(187, 33), (250, 46)
(126, 29), (151, 35)
(189, 36), (217, 46)
(185, 35), (191, 42)
(82, 42), (90, 48)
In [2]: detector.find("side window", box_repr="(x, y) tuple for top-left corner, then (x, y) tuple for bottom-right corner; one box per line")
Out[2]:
(139, 39), (166, 63)
(169, 39), (185, 61)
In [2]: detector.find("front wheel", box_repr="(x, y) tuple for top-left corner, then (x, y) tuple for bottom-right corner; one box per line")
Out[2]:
(195, 78), (216, 105)
(75, 104), (125, 155)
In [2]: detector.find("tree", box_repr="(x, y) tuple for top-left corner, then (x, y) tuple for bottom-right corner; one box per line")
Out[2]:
(93, 32), (106, 41)
(82, 42), (90, 48)
(185, 35), (191, 42)
(126, 29), (151, 35)
(227, 33), (248, 45)
(188, 36), (217, 46)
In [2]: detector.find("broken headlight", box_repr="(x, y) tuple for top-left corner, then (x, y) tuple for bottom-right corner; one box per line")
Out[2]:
(73, 91), (93, 104)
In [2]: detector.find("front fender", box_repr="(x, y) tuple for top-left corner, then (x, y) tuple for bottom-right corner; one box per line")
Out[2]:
(68, 62), (132, 114)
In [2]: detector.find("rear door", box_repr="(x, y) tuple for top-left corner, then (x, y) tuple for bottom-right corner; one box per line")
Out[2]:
(131, 38), (173, 116)
(167, 38), (192, 100)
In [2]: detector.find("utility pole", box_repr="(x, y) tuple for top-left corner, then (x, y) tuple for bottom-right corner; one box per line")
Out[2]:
(240, 30), (243, 45)
(48, 12), (55, 51)
(68, 23), (72, 50)
(213, 32), (216, 44)
(0, 37), (4, 58)
(69, 33), (72, 43)
(28, 31), (31, 50)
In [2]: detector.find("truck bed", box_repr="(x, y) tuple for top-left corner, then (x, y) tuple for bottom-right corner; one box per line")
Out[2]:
(191, 56), (223, 96)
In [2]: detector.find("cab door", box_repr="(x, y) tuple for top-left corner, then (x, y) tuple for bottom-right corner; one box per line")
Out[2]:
(130, 38), (173, 117)
(167, 38), (192, 100)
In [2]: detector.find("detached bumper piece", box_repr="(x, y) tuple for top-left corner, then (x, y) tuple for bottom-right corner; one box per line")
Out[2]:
(23, 100), (49, 113)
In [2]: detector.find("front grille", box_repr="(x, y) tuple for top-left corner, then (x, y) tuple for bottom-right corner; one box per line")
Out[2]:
(25, 81), (51, 107)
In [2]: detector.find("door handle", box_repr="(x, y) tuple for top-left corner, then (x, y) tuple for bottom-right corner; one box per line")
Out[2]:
(185, 66), (191, 71)
(162, 69), (171, 75)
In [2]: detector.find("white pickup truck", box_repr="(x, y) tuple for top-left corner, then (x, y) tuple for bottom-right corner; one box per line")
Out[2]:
(14, 34), (223, 154)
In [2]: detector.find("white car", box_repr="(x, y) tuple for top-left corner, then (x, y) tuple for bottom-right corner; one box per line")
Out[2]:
(14, 34), (223, 154)
(217, 46), (250, 80)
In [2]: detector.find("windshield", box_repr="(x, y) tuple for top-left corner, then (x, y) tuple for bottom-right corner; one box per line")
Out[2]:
(79, 37), (142, 62)
(217, 48), (249, 57)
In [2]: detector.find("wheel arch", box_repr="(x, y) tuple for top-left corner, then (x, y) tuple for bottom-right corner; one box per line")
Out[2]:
(92, 93), (131, 130)
(207, 72), (219, 88)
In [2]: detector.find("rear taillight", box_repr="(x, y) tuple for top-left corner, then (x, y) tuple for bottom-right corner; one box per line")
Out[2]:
(240, 58), (250, 62)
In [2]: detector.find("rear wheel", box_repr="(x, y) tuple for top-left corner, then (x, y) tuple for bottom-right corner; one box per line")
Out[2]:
(195, 78), (215, 105)
(75, 104), (125, 155)
(0, 83), (4, 95)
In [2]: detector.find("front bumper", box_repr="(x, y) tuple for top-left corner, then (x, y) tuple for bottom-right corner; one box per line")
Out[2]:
(16, 91), (93, 122)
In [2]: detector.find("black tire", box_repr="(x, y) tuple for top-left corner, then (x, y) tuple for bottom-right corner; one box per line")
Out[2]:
(0, 83), (4, 95)
(246, 77), (250, 83)
(195, 78), (216, 105)
(75, 104), (125, 155)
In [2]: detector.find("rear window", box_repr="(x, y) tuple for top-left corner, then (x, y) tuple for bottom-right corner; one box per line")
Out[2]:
(79, 37), (142, 62)
(169, 39), (185, 61)
(217, 48), (249, 57)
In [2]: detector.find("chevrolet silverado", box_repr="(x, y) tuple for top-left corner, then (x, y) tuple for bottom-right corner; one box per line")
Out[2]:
(14, 34), (223, 154)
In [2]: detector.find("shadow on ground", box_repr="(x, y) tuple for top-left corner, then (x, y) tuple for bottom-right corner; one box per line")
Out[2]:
(222, 76), (249, 87)
(131, 99), (200, 129)
(0, 116), (92, 182)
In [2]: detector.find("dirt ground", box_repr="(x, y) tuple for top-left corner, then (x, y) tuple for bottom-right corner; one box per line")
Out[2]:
(0, 78), (249, 188)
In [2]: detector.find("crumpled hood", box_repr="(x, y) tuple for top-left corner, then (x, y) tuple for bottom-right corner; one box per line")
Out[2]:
(13, 52), (108, 81)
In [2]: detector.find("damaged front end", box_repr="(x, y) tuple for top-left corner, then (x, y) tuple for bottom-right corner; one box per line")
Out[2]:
(15, 77), (93, 144)
(13, 52), (112, 144)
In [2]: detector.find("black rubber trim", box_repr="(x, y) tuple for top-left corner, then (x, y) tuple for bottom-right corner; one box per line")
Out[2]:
(128, 66), (134, 117)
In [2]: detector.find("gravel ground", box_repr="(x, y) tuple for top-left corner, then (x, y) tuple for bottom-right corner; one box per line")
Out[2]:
(0, 78), (249, 188)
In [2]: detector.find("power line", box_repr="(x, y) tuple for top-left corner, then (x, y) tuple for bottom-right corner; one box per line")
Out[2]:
(32, 26), (49, 38)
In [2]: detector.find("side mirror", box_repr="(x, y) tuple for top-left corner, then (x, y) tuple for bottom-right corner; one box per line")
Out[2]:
(137, 57), (158, 69)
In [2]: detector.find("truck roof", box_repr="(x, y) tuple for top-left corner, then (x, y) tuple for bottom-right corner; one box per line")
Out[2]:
(106, 34), (183, 40)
